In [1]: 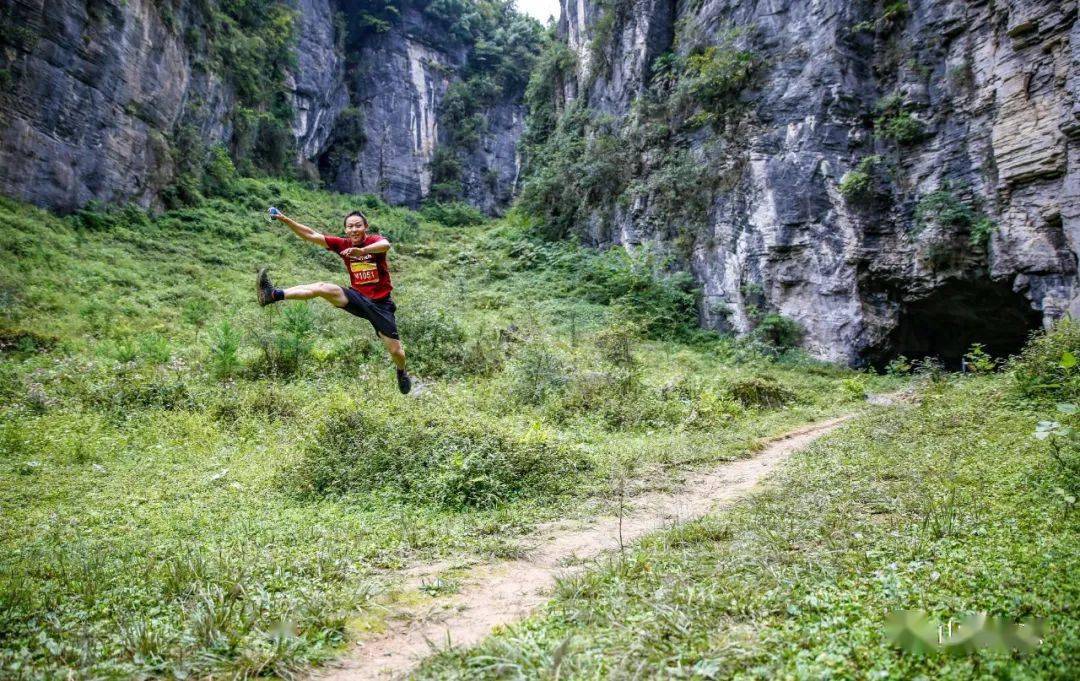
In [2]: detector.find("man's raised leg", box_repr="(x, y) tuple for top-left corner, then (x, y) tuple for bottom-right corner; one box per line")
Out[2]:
(258, 268), (347, 308)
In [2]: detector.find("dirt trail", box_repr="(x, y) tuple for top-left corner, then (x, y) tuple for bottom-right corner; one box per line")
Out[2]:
(319, 414), (857, 680)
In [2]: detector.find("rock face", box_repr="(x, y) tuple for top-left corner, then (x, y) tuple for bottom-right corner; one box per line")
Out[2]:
(289, 0), (348, 167)
(318, 7), (524, 210)
(0, 0), (525, 213)
(551, 0), (1078, 365)
(0, 0), (233, 212)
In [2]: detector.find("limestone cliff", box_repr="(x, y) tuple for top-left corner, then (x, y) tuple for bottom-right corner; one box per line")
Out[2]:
(540, 0), (1078, 364)
(0, 0), (535, 213)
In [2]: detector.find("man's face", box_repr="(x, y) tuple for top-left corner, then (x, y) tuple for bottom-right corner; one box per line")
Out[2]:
(344, 215), (368, 241)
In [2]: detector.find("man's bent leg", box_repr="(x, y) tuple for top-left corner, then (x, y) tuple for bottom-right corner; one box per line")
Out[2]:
(379, 332), (411, 394)
(282, 282), (348, 307)
(378, 332), (407, 370)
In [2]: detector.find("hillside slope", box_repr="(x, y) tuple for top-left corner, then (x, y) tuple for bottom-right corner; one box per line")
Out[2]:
(0, 181), (897, 677)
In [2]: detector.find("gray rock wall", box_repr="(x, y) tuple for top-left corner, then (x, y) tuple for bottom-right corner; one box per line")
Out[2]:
(0, 0), (524, 213)
(0, 0), (232, 212)
(555, 0), (1078, 364)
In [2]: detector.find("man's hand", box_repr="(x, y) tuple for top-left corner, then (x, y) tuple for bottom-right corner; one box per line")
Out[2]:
(271, 210), (327, 247)
(341, 247), (366, 258)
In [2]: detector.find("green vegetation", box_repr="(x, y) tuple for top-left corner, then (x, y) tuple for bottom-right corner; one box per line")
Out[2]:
(425, 1), (546, 201)
(417, 369), (1079, 678)
(839, 155), (886, 204)
(1012, 319), (1080, 403)
(914, 183), (998, 246)
(851, 0), (911, 34)
(0, 180), (898, 677)
(520, 29), (759, 244)
(874, 93), (926, 146)
(180, 0), (299, 185)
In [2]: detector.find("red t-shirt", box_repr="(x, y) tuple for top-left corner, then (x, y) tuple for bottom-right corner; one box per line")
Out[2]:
(325, 234), (393, 300)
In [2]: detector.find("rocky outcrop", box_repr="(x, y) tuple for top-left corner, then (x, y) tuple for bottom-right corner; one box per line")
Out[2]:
(319, 6), (524, 210)
(0, 0), (232, 212)
(289, 0), (348, 168)
(551, 0), (1078, 365)
(0, 0), (529, 213)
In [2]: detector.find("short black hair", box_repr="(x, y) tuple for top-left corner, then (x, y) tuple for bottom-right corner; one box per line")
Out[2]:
(344, 210), (368, 228)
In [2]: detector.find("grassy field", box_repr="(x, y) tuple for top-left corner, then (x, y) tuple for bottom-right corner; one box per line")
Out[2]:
(417, 375), (1080, 679)
(0, 179), (900, 678)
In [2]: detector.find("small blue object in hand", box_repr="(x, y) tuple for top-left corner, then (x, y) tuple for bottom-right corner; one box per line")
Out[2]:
(267, 206), (281, 220)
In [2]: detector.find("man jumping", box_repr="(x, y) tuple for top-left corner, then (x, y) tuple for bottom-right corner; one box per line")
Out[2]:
(256, 208), (412, 394)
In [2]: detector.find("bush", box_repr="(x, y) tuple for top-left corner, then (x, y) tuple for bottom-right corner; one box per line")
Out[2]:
(551, 370), (683, 430)
(875, 110), (925, 145)
(1011, 320), (1080, 402)
(728, 376), (796, 409)
(577, 248), (700, 340)
(886, 354), (912, 375)
(420, 201), (486, 227)
(964, 343), (997, 374)
(874, 94), (925, 145)
(208, 320), (242, 380)
(398, 307), (499, 377)
(839, 155), (884, 204)
(753, 314), (804, 351)
(913, 185), (997, 245)
(507, 340), (571, 405)
(253, 304), (315, 378)
(289, 411), (589, 508)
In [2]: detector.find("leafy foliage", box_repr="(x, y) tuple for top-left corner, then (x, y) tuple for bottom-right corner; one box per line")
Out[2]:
(913, 183), (997, 246)
(1011, 320), (1080, 402)
(753, 313), (804, 350)
(874, 93), (926, 145)
(839, 155), (886, 204)
(290, 410), (589, 508)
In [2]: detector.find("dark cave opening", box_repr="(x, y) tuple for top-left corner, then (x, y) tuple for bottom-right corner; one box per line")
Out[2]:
(867, 279), (1043, 370)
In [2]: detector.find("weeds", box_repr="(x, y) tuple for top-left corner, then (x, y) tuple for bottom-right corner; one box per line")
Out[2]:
(0, 178), (899, 678)
(417, 378), (1080, 679)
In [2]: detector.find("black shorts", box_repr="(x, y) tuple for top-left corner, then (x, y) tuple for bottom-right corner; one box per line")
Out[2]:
(338, 287), (399, 340)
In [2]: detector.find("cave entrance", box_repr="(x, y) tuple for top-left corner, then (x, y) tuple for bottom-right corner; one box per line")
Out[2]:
(871, 278), (1042, 370)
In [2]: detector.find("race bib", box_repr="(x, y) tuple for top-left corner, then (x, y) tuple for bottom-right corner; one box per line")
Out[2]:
(350, 259), (379, 285)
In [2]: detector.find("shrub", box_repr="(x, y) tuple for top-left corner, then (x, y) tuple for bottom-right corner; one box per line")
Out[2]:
(209, 320), (243, 380)
(913, 185), (997, 247)
(728, 376), (796, 409)
(551, 370), (683, 430)
(253, 304), (315, 378)
(685, 386), (745, 429)
(678, 43), (758, 113)
(289, 411), (588, 509)
(839, 156), (885, 204)
(397, 307), (498, 377)
(963, 343), (997, 374)
(576, 247), (700, 340)
(876, 110), (925, 144)
(420, 201), (486, 227)
(886, 354), (912, 375)
(753, 314), (804, 351)
(182, 298), (214, 340)
(841, 376), (868, 400)
(874, 94), (925, 145)
(138, 333), (172, 365)
(507, 340), (571, 405)
(1011, 320), (1080, 402)
(969, 216), (997, 247)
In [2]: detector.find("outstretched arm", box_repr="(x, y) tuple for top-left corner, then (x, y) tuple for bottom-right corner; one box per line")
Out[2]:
(273, 213), (327, 248)
(342, 238), (391, 257)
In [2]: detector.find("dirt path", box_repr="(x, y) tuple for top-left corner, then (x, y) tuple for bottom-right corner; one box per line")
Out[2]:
(318, 414), (857, 680)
